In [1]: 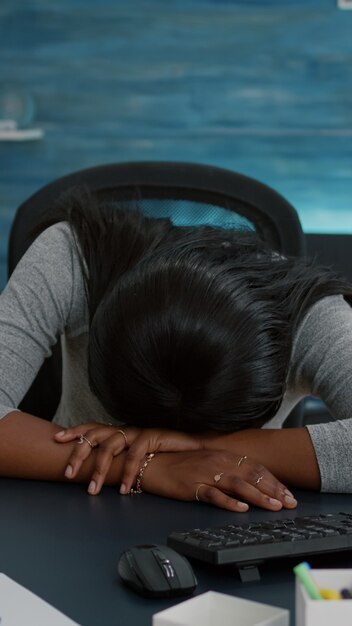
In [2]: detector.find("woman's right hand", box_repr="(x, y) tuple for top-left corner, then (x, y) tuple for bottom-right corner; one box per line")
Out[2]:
(142, 449), (298, 512)
(54, 423), (203, 495)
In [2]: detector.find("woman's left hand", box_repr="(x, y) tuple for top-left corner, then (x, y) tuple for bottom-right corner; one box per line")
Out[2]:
(54, 423), (203, 494)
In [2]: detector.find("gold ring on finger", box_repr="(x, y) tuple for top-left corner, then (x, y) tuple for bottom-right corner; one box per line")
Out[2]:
(237, 455), (247, 467)
(255, 475), (264, 485)
(116, 429), (127, 446)
(195, 483), (207, 502)
(78, 434), (95, 448)
(213, 472), (224, 484)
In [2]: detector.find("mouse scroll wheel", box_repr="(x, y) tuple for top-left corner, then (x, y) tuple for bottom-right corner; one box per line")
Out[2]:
(161, 560), (175, 579)
(152, 549), (175, 578)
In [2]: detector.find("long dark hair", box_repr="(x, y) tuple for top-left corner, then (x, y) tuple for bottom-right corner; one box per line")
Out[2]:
(40, 189), (352, 431)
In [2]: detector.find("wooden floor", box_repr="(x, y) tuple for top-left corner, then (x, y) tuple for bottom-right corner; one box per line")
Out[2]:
(1, 0), (352, 289)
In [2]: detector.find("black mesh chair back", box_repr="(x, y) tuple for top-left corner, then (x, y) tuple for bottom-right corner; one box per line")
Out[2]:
(8, 161), (305, 425)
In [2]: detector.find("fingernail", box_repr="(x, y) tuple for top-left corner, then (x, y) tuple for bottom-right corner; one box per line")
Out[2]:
(284, 495), (297, 505)
(237, 502), (249, 511)
(269, 498), (282, 507)
(284, 488), (295, 498)
(65, 464), (73, 478)
(56, 430), (66, 438)
(120, 483), (127, 494)
(88, 480), (96, 495)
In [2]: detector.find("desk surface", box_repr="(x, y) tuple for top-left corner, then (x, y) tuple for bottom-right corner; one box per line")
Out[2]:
(1, 478), (351, 626)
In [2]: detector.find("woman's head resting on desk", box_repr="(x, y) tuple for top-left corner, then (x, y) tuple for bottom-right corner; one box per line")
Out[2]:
(40, 189), (352, 433)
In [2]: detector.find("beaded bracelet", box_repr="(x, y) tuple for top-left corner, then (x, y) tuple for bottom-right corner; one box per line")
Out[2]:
(129, 452), (155, 494)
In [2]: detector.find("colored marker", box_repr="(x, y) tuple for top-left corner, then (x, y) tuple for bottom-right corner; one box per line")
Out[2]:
(293, 562), (323, 600)
(340, 588), (352, 599)
(320, 588), (341, 600)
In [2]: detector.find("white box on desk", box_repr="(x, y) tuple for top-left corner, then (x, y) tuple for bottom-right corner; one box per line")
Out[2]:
(296, 568), (352, 626)
(153, 591), (289, 626)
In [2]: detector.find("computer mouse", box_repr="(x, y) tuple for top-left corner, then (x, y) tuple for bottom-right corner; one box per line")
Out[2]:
(118, 544), (197, 598)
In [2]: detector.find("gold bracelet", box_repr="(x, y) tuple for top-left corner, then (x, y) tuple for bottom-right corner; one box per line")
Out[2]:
(129, 453), (155, 494)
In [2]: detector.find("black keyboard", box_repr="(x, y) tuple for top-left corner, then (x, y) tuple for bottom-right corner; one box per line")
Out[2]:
(167, 512), (352, 568)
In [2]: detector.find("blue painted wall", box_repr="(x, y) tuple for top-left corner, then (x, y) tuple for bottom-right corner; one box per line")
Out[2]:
(1, 0), (352, 289)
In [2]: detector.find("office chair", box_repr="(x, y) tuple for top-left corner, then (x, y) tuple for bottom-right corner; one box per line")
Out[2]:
(8, 161), (306, 425)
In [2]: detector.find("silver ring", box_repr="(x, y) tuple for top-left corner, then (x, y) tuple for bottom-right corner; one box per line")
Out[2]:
(77, 434), (94, 448)
(255, 475), (264, 485)
(237, 455), (247, 467)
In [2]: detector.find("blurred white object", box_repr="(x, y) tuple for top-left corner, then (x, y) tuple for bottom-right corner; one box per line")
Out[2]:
(0, 573), (80, 625)
(0, 120), (44, 141)
(0, 86), (44, 141)
(153, 591), (289, 626)
(338, 0), (352, 8)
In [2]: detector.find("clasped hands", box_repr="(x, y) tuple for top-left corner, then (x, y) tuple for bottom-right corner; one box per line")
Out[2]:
(54, 423), (297, 512)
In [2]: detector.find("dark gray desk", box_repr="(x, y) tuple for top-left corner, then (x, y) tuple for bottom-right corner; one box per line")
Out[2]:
(1, 478), (351, 626)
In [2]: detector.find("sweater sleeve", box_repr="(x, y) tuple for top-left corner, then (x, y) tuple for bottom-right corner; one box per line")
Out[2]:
(0, 222), (83, 419)
(289, 295), (352, 492)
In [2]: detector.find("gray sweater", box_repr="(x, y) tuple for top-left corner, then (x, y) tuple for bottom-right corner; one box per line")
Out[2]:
(0, 223), (351, 492)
